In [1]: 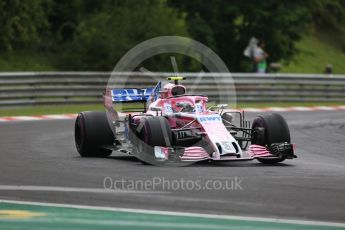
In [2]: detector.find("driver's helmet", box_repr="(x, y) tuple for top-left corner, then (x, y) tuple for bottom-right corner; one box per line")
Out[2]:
(159, 90), (169, 99)
(160, 83), (186, 98)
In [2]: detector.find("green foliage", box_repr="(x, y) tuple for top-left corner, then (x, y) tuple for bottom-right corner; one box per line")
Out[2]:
(60, 0), (188, 70)
(48, 0), (83, 43)
(308, 0), (345, 33)
(281, 31), (345, 74)
(0, 50), (56, 71)
(0, 0), (52, 51)
(0, 0), (344, 72)
(169, 0), (312, 71)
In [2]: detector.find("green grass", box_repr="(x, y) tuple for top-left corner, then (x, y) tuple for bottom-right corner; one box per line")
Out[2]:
(281, 28), (345, 74)
(237, 101), (345, 108)
(1, 202), (341, 230)
(0, 102), (344, 117)
(0, 51), (56, 71)
(0, 104), (104, 116)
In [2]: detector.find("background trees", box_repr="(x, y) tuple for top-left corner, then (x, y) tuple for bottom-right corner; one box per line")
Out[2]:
(0, 0), (51, 51)
(56, 0), (188, 70)
(0, 0), (344, 72)
(169, 0), (311, 71)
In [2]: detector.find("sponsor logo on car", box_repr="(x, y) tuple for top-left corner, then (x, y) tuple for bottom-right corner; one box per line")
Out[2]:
(198, 115), (221, 123)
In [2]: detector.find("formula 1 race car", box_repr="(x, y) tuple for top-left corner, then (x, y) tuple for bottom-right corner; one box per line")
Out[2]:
(74, 76), (296, 165)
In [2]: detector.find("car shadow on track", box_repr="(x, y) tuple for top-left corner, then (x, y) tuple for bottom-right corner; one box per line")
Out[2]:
(108, 155), (139, 162)
(107, 155), (295, 168)
(211, 162), (295, 167)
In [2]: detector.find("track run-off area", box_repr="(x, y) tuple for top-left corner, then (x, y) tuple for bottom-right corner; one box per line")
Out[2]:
(0, 109), (344, 229)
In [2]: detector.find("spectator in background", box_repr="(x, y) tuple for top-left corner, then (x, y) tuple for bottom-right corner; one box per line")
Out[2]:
(243, 37), (258, 72)
(253, 39), (269, 73)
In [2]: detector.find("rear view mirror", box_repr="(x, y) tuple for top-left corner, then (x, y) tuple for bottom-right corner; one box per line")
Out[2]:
(217, 104), (228, 109)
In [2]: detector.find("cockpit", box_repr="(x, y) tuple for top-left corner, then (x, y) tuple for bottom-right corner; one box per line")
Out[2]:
(147, 77), (207, 114)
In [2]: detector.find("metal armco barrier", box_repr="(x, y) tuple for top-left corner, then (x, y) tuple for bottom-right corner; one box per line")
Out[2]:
(0, 72), (344, 107)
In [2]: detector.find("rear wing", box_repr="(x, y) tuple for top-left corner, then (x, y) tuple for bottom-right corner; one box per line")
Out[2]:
(111, 88), (153, 102)
(104, 82), (162, 115)
(104, 88), (153, 114)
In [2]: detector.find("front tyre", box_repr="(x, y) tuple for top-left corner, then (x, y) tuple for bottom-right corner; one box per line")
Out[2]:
(74, 111), (114, 157)
(252, 113), (290, 164)
(134, 116), (173, 164)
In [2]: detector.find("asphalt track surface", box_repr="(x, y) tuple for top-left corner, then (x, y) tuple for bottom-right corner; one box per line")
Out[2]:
(0, 111), (344, 223)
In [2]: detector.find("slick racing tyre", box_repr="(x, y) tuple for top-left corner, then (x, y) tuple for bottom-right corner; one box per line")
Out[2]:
(252, 113), (290, 164)
(75, 111), (114, 157)
(135, 116), (172, 164)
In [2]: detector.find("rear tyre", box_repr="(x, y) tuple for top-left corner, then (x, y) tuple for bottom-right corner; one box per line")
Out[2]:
(74, 111), (114, 157)
(251, 113), (290, 164)
(135, 116), (172, 164)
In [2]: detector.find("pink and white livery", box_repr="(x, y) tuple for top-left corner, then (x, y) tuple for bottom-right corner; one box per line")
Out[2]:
(74, 76), (296, 165)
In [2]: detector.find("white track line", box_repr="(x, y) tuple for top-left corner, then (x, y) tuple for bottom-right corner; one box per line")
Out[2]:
(0, 114), (77, 122)
(0, 199), (344, 227)
(0, 185), (167, 194)
(242, 108), (265, 112)
(40, 114), (76, 119)
(8, 116), (41, 121)
(264, 107), (287, 112)
(289, 106), (315, 111)
(313, 106), (337, 111)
